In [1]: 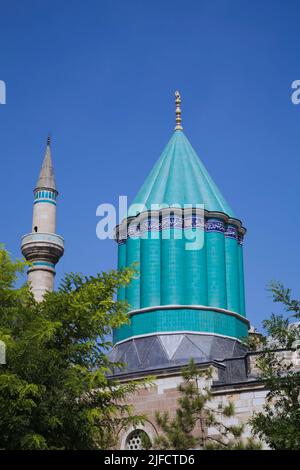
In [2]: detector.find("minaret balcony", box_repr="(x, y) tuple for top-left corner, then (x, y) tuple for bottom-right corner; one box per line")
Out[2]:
(21, 232), (64, 264)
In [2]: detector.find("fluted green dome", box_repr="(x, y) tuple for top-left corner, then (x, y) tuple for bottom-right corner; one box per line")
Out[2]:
(111, 93), (249, 376)
(114, 126), (248, 351)
(129, 130), (234, 218)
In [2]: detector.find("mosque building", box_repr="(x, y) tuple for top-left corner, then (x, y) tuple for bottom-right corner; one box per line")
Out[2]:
(20, 92), (299, 450)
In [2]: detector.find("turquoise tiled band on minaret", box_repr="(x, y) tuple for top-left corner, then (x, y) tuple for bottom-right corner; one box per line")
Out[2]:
(34, 190), (57, 205)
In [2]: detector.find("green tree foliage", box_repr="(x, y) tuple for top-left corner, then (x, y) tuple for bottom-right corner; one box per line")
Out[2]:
(249, 282), (300, 450)
(150, 359), (261, 450)
(0, 246), (147, 449)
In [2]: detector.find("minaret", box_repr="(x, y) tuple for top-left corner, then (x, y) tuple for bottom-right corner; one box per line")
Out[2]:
(111, 91), (249, 374)
(21, 137), (64, 301)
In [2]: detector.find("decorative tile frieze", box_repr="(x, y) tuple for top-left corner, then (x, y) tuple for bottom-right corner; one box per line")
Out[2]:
(205, 219), (225, 233)
(128, 223), (140, 239)
(140, 217), (160, 233)
(183, 216), (205, 230)
(161, 215), (183, 230)
(225, 225), (238, 239)
(118, 215), (244, 243)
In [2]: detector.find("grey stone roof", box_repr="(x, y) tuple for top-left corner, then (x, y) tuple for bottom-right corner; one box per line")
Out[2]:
(35, 138), (56, 190)
(109, 333), (247, 380)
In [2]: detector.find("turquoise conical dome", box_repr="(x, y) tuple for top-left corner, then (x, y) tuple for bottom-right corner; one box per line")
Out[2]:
(129, 130), (234, 217)
(112, 119), (249, 374)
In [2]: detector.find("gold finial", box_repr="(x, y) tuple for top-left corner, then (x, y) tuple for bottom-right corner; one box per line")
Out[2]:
(174, 90), (183, 131)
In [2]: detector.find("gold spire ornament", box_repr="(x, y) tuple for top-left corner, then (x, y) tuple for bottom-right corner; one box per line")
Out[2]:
(174, 90), (183, 130)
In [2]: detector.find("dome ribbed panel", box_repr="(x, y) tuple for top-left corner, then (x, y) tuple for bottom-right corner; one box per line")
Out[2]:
(129, 131), (235, 217)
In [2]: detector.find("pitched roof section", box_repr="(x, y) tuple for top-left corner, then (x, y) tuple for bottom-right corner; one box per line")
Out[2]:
(129, 130), (235, 218)
(35, 137), (56, 191)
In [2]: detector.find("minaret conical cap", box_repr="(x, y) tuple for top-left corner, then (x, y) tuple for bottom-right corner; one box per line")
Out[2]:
(35, 136), (57, 191)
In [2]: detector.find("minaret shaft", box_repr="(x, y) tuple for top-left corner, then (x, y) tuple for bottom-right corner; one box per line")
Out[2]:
(32, 196), (57, 233)
(28, 269), (56, 301)
(21, 138), (64, 301)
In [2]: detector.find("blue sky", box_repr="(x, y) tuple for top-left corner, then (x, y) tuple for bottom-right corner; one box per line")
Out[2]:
(0, 0), (299, 329)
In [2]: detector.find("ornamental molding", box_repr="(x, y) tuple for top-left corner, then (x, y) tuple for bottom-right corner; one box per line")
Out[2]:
(126, 304), (250, 326)
(114, 329), (247, 348)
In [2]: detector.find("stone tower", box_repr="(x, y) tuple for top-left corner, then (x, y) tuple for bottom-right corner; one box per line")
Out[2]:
(21, 137), (64, 301)
(111, 92), (250, 374)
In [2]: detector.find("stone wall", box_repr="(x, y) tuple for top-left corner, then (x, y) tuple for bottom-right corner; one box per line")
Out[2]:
(117, 347), (300, 449)
(118, 372), (267, 449)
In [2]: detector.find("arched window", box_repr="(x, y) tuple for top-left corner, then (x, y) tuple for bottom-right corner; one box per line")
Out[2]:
(125, 429), (151, 450)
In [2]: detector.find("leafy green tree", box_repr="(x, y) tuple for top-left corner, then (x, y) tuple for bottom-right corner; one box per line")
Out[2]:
(149, 359), (261, 450)
(0, 246), (147, 449)
(249, 282), (300, 450)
